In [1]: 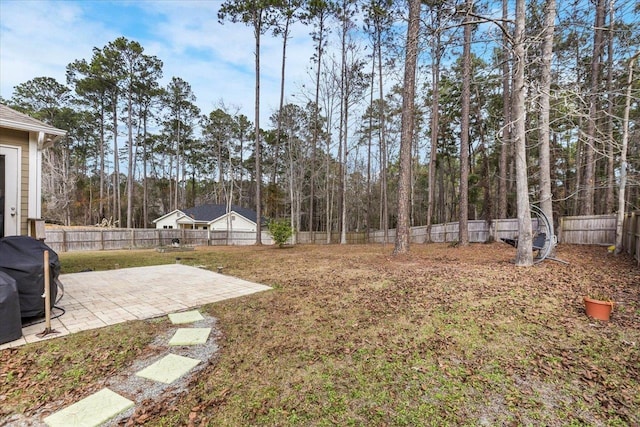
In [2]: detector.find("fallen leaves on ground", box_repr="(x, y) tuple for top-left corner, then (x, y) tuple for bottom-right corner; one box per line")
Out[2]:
(1, 243), (638, 426)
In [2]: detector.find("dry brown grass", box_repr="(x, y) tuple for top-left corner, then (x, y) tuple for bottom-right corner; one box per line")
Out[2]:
(1, 243), (639, 426)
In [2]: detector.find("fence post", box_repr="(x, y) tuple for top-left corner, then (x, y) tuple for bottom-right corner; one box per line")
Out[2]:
(558, 217), (564, 244)
(489, 220), (496, 243)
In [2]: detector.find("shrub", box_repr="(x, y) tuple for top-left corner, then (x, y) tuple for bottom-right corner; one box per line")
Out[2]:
(268, 219), (294, 247)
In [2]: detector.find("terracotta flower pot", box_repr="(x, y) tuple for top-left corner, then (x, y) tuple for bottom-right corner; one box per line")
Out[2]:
(583, 296), (614, 321)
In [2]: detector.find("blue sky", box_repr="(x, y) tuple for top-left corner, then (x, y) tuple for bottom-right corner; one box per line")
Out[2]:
(0, 0), (316, 123)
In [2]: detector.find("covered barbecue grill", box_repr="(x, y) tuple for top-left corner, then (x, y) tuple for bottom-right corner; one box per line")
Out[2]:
(0, 236), (60, 319)
(0, 271), (21, 344)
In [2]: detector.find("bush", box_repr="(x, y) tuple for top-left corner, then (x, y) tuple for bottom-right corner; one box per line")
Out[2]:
(268, 219), (294, 247)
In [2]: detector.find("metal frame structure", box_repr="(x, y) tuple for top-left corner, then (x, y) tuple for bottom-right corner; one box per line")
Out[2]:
(530, 204), (555, 264)
(502, 204), (565, 264)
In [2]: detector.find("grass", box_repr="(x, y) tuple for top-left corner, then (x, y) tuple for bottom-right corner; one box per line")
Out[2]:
(1, 243), (639, 426)
(1, 321), (165, 415)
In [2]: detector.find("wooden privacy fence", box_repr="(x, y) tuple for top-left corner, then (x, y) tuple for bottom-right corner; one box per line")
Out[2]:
(559, 215), (617, 245)
(45, 228), (274, 252)
(45, 228), (208, 252)
(294, 220), (522, 245)
(43, 212), (640, 265)
(209, 231), (274, 246)
(559, 212), (639, 264)
(295, 231), (371, 244)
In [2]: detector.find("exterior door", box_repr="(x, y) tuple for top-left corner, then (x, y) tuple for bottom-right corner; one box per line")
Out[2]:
(0, 146), (20, 237)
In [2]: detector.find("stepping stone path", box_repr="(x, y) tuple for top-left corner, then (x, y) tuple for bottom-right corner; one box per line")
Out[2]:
(43, 310), (209, 427)
(135, 353), (201, 384)
(168, 328), (212, 346)
(42, 388), (134, 427)
(168, 310), (204, 324)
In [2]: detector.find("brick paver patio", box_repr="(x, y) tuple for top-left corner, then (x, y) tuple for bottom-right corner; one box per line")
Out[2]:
(1, 264), (271, 349)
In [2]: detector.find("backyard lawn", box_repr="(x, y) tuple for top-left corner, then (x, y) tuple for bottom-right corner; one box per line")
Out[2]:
(1, 243), (639, 426)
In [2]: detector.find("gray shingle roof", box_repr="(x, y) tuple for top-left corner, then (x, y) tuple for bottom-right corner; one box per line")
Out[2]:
(182, 204), (260, 224)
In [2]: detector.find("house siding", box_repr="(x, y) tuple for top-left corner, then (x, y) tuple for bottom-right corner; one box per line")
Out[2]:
(154, 209), (257, 232)
(0, 128), (30, 235)
(211, 213), (256, 232)
(154, 212), (181, 229)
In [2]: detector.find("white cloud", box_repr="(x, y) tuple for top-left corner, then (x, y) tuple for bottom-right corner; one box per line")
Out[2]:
(1, 1), (117, 96)
(0, 0), (318, 125)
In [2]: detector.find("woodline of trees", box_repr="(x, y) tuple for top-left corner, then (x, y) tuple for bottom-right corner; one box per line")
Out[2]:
(2, 0), (639, 264)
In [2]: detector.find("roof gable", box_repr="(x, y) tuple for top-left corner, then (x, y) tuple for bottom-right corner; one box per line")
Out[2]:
(151, 209), (182, 223)
(182, 204), (258, 224)
(0, 104), (66, 137)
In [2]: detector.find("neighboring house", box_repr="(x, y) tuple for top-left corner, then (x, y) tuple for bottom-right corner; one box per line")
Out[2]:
(0, 105), (66, 238)
(152, 204), (261, 232)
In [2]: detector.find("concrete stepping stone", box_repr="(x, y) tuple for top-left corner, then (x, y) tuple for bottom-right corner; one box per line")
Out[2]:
(168, 310), (204, 324)
(43, 387), (134, 427)
(169, 327), (211, 346)
(136, 353), (201, 384)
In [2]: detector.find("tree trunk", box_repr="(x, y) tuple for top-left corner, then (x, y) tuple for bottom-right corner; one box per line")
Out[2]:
(142, 114), (148, 228)
(174, 117), (181, 211)
(393, 0), (420, 255)
(367, 53), (374, 241)
(582, 0), (606, 215)
(513, 0), (533, 266)
(311, 8), (327, 242)
(426, 23), (441, 243)
(112, 102), (121, 226)
(288, 129), (296, 244)
(459, 0), (472, 246)
(339, 4), (348, 245)
(126, 90), (134, 228)
(615, 52), (639, 254)
(99, 102), (105, 221)
(254, 10), (263, 245)
(605, 1), (615, 214)
(538, 0), (557, 245)
(217, 136), (224, 205)
(378, 32), (389, 244)
(498, 0), (510, 219)
(326, 128), (333, 244)
(272, 14), (291, 202)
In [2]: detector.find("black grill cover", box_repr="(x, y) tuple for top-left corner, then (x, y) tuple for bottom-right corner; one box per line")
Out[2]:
(0, 271), (22, 344)
(0, 236), (60, 318)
